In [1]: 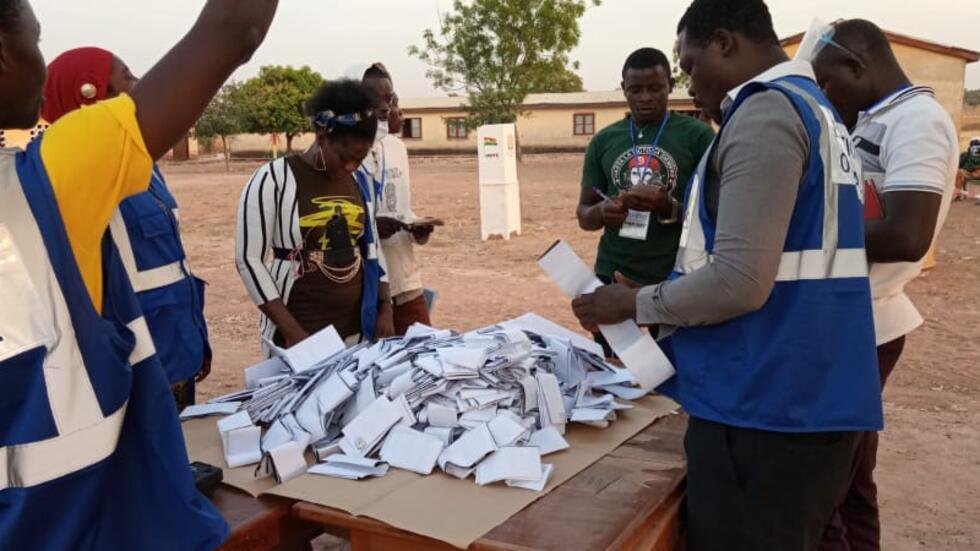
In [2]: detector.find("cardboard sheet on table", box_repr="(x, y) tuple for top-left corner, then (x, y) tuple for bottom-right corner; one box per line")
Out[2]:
(266, 395), (678, 549)
(182, 417), (278, 497)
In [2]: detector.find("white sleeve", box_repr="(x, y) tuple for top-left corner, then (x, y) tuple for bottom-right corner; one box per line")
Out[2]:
(880, 102), (957, 196)
(235, 163), (282, 305)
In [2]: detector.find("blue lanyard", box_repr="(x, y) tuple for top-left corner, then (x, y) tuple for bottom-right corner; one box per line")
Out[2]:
(629, 112), (670, 183)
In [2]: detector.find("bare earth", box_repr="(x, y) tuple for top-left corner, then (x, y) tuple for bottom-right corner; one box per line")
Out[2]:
(163, 153), (980, 550)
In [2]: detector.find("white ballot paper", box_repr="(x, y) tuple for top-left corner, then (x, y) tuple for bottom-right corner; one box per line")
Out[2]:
(506, 463), (555, 492)
(267, 441), (308, 483)
(380, 425), (445, 475)
(217, 411), (262, 468)
(308, 455), (389, 480)
(475, 446), (543, 486)
(340, 396), (404, 457)
(527, 426), (570, 456)
(282, 325), (346, 374)
(538, 240), (675, 391)
(180, 402), (241, 420)
(245, 357), (289, 389)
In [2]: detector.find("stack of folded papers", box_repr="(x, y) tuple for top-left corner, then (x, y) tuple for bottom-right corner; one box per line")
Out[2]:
(197, 312), (657, 492)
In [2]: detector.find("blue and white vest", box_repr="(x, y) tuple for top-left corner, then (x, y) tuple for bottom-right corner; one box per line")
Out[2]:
(660, 76), (883, 432)
(0, 143), (227, 549)
(110, 166), (209, 385)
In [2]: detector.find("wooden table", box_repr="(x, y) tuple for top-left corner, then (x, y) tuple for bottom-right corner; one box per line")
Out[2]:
(292, 413), (689, 551)
(213, 486), (321, 551)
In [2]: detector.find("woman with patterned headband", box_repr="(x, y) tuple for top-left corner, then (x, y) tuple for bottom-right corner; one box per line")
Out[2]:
(235, 79), (394, 352)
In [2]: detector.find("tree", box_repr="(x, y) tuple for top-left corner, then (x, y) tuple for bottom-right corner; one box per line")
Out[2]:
(193, 83), (245, 170)
(410, 0), (598, 129)
(671, 45), (689, 89)
(239, 65), (325, 153)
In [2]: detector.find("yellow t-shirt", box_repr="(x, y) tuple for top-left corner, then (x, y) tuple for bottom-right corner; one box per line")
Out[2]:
(39, 94), (153, 311)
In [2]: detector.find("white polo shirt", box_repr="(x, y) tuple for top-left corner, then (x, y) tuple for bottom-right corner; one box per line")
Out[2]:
(371, 135), (424, 300)
(852, 86), (959, 345)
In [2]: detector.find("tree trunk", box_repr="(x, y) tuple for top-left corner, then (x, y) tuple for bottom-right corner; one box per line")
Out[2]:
(514, 124), (523, 163)
(221, 135), (230, 172)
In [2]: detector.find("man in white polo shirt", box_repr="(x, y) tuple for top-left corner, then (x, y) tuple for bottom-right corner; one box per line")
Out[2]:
(361, 64), (436, 334)
(808, 19), (959, 551)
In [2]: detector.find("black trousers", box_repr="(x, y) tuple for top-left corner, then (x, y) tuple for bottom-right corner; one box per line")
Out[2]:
(685, 417), (860, 551)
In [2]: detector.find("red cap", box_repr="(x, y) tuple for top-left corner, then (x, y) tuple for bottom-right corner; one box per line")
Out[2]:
(42, 47), (114, 123)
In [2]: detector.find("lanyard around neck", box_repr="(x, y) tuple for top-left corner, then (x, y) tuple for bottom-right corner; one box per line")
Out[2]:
(629, 112), (670, 181)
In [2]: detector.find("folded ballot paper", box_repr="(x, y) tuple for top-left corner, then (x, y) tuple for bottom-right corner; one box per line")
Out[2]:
(538, 240), (675, 391)
(201, 311), (661, 492)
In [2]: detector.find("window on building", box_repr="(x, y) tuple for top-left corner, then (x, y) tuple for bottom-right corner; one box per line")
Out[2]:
(446, 117), (468, 140)
(573, 113), (595, 136)
(402, 118), (422, 139)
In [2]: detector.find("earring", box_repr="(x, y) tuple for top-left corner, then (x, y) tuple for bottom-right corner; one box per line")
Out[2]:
(80, 83), (98, 100)
(314, 144), (327, 172)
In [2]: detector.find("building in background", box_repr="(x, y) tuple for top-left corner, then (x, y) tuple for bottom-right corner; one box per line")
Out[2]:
(14, 27), (970, 159)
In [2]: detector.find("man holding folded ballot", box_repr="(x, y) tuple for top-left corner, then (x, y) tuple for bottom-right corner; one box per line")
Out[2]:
(362, 63), (440, 334)
(576, 47), (713, 354)
(572, 1), (882, 549)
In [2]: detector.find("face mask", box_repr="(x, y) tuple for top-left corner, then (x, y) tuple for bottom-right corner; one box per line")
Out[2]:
(375, 120), (389, 143)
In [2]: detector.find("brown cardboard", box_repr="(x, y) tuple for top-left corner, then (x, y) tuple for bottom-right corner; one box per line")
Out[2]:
(183, 395), (677, 547)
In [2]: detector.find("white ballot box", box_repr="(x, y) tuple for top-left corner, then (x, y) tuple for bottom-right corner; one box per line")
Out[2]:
(477, 124), (522, 241)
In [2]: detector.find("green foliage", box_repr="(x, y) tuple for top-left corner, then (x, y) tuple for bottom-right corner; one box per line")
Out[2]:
(194, 83), (245, 141)
(410, 0), (598, 128)
(671, 45), (690, 89)
(239, 65), (325, 151)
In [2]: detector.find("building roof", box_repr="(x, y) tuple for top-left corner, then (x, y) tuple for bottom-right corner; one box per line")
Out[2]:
(780, 28), (980, 63)
(400, 89), (694, 112)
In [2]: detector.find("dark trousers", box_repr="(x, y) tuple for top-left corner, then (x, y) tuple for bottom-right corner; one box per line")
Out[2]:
(685, 417), (860, 551)
(393, 294), (431, 336)
(820, 336), (906, 551)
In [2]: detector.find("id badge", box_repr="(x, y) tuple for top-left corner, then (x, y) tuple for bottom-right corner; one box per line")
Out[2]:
(619, 209), (651, 240)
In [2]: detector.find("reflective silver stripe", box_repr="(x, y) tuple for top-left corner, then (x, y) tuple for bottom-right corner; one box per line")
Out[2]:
(108, 210), (192, 293)
(0, 403), (127, 491)
(775, 248), (868, 281)
(0, 157), (105, 434)
(128, 317), (156, 365)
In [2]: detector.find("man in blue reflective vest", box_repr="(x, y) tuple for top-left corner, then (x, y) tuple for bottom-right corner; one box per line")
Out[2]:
(572, 1), (883, 549)
(42, 47), (213, 410)
(0, 0), (280, 548)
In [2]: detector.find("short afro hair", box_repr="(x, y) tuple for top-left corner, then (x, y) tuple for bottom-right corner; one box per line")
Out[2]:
(677, 0), (779, 46)
(622, 48), (671, 79)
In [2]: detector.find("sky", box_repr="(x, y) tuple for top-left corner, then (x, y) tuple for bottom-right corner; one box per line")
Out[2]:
(32, 0), (980, 98)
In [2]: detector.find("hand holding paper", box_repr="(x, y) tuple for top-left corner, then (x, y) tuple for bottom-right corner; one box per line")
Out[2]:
(538, 241), (675, 392)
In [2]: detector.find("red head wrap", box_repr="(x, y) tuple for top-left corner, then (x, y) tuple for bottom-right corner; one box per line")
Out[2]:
(41, 47), (114, 123)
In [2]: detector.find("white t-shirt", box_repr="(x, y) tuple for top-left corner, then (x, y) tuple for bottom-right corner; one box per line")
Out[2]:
(852, 87), (958, 345)
(370, 135), (424, 299)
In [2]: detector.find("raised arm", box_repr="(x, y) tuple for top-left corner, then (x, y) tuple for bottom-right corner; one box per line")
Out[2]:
(131, 0), (280, 159)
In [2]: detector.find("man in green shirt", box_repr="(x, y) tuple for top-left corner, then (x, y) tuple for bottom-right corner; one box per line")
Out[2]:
(577, 48), (715, 290)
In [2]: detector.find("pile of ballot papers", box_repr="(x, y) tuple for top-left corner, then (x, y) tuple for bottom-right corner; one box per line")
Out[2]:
(185, 313), (654, 492)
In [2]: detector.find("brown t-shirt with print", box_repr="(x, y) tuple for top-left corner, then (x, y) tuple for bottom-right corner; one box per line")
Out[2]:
(279, 155), (365, 341)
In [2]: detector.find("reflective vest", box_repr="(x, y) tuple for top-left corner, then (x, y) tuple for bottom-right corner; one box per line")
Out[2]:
(110, 166), (209, 385)
(659, 76), (883, 432)
(0, 143), (228, 549)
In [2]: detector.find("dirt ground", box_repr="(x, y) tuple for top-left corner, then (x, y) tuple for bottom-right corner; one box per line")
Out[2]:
(163, 153), (979, 550)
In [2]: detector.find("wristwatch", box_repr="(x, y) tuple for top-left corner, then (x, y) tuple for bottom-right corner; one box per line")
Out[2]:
(658, 197), (682, 225)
